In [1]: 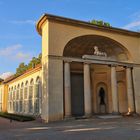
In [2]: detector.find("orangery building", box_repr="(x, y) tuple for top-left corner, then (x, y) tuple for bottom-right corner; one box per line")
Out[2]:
(1, 14), (140, 122)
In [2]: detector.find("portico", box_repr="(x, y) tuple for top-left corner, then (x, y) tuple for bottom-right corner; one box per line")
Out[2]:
(63, 54), (135, 118)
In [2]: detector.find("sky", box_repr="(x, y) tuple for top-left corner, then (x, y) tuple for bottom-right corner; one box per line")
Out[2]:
(0, 0), (140, 79)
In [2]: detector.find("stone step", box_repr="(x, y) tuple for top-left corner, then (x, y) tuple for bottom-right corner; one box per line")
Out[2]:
(96, 115), (122, 119)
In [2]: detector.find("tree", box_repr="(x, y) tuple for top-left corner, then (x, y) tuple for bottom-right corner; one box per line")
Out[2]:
(38, 53), (42, 61)
(90, 20), (111, 27)
(15, 62), (28, 76)
(15, 53), (42, 76)
(27, 53), (42, 69)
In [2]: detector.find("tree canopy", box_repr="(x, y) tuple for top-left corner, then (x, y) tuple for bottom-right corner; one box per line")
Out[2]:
(90, 20), (111, 27)
(15, 53), (42, 77)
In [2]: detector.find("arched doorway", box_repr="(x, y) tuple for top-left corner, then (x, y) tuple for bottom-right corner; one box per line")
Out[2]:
(96, 83), (108, 114)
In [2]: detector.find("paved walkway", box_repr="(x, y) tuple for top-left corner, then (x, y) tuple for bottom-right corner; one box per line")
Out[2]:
(1, 116), (140, 140)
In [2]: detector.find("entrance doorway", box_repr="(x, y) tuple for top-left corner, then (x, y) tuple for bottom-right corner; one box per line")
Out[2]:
(96, 83), (108, 114)
(71, 73), (84, 116)
(99, 87), (106, 113)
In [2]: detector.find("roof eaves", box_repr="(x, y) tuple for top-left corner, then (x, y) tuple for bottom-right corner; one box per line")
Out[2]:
(36, 13), (140, 37)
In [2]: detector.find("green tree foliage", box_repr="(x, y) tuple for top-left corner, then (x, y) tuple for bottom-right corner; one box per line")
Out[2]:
(15, 63), (28, 76)
(15, 53), (42, 76)
(90, 20), (111, 27)
(27, 56), (41, 69)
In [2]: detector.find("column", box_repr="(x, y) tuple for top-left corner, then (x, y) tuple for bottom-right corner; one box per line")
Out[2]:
(84, 63), (92, 117)
(126, 67), (135, 113)
(111, 65), (119, 114)
(64, 61), (71, 118)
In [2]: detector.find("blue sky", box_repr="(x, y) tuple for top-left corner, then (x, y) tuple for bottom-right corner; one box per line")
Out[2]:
(0, 0), (140, 78)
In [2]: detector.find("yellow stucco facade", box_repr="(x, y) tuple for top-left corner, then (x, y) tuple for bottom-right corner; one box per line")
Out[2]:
(0, 65), (42, 115)
(1, 14), (140, 123)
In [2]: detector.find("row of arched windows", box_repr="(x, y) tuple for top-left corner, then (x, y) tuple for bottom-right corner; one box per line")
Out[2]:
(8, 76), (42, 115)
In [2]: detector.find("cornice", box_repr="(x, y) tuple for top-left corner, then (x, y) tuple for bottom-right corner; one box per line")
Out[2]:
(36, 13), (140, 37)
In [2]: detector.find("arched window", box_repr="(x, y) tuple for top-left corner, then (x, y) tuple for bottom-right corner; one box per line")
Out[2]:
(13, 86), (16, 112)
(24, 81), (28, 100)
(15, 84), (20, 112)
(24, 81), (29, 113)
(34, 76), (41, 114)
(8, 88), (11, 112)
(8, 88), (11, 101)
(10, 87), (13, 112)
(35, 77), (40, 98)
(10, 87), (13, 101)
(16, 84), (20, 101)
(29, 79), (34, 99)
(13, 86), (16, 101)
(20, 83), (24, 100)
(29, 79), (34, 113)
(19, 82), (24, 112)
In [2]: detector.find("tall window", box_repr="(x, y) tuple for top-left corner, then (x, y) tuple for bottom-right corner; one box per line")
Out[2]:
(8, 88), (11, 112)
(16, 87), (18, 112)
(16, 84), (20, 113)
(13, 86), (16, 112)
(34, 77), (41, 114)
(29, 79), (34, 113)
(20, 83), (24, 113)
(24, 81), (28, 113)
(11, 87), (13, 112)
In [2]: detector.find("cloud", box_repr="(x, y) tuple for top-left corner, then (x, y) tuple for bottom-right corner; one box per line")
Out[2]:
(129, 11), (140, 20)
(122, 11), (140, 30)
(0, 44), (39, 75)
(0, 44), (32, 61)
(0, 72), (13, 80)
(0, 44), (22, 56)
(122, 20), (140, 30)
(9, 20), (36, 25)
(15, 52), (31, 60)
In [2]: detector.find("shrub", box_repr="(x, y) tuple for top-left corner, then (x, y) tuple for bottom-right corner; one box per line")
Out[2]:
(0, 112), (35, 122)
